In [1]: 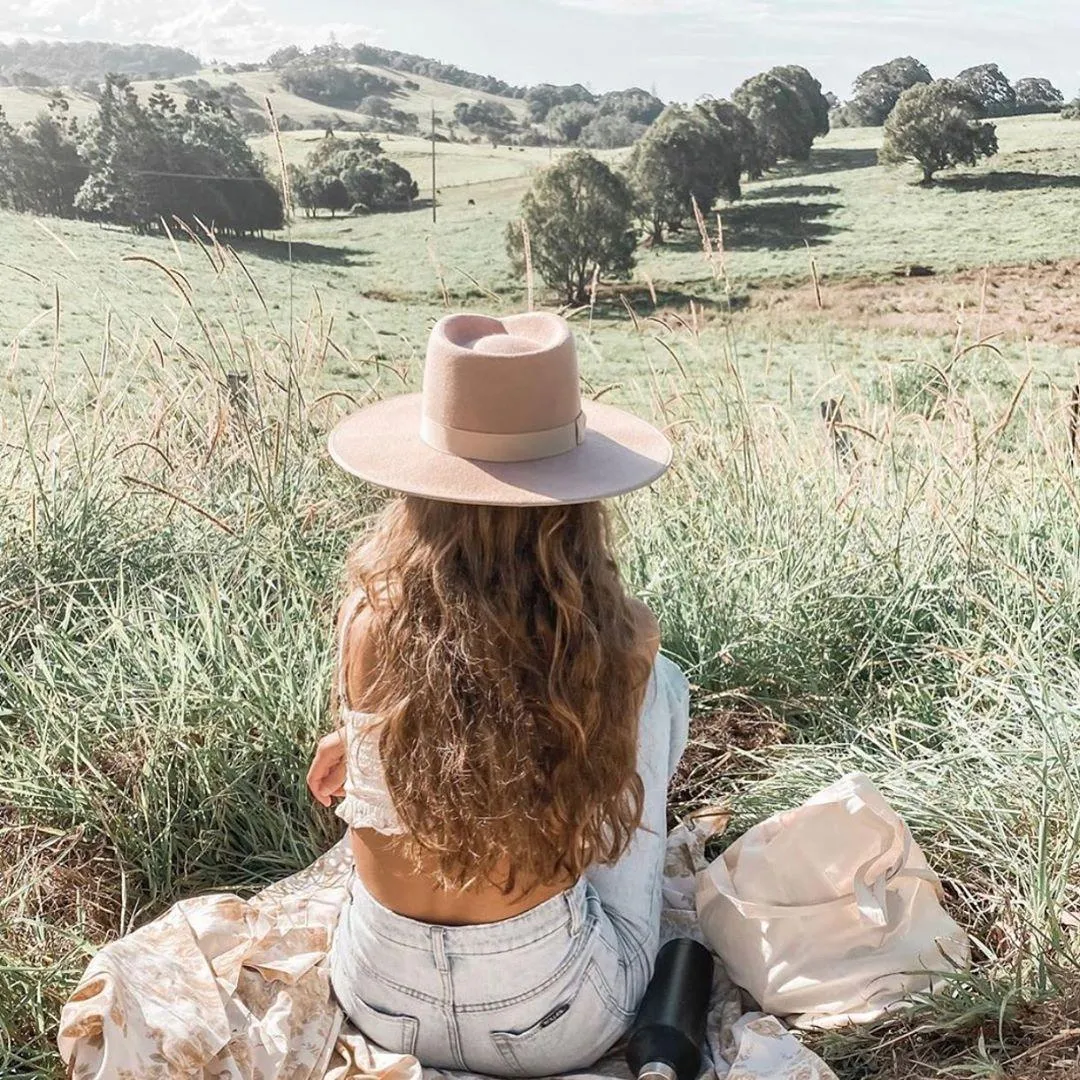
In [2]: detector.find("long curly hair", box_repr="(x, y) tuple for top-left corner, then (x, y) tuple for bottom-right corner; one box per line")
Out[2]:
(340, 495), (651, 893)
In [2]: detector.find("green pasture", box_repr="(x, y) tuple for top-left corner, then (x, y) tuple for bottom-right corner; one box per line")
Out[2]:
(5, 100), (1080, 1079)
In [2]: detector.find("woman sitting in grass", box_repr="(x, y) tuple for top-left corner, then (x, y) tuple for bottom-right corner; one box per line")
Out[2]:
(306, 311), (689, 1076)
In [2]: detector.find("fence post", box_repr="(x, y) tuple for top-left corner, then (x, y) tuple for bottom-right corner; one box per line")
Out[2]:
(820, 399), (855, 466)
(225, 372), (250, 416)
(1069, 384), (1080, 467)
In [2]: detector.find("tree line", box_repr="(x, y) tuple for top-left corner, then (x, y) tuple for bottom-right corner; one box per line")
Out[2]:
(0, 76), (283, 236)
(0, 40), (199, 88)
(268, 42), (527, 99)
(506, 64), (832, 303)
(834, 57), (1065, 127)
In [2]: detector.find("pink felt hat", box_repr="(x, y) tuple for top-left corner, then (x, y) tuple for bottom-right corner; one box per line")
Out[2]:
(328, 312), (671, 506)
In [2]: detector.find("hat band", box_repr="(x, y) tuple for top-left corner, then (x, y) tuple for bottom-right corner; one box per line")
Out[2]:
(420, 412), (586, 463)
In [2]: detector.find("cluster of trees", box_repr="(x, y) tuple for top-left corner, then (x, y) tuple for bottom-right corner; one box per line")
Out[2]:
(268, 43), (525, 98)
(0, 97), (86, 217)
(278, 60), (398, 110)
(175, 78), (269, 134)
(285, 133), (418, 217)
(0, 40), (199, 86)
(522, 84), (665, 149)
(0, 76), (283, 236)
(834, 56), (1065, 127)
(451, 100), (519, 141)
(628, 66), (827, 243)
(506, 65), (832, 301)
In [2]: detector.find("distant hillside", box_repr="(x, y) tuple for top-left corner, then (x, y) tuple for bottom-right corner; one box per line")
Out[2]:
(0, 40), (200, 88)
(267, 42), (526, 99)
(0, 39), (663, 150)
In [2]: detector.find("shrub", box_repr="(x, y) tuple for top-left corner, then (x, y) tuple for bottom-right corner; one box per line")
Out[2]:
(881, 79), (998, 183)
(505, 150), (636, 305)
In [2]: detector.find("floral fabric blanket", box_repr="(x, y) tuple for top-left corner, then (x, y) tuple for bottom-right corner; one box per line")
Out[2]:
(58, 816), (837, 1080)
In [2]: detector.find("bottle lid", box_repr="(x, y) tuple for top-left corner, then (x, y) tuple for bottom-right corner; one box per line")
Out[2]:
(637, 1064), (678, 1080)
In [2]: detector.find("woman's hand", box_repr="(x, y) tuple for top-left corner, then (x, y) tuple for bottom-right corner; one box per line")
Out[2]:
(307, 730), (347, 807)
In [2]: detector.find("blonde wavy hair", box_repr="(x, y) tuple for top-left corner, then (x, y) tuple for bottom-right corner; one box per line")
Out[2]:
(339, 495), (651, 893)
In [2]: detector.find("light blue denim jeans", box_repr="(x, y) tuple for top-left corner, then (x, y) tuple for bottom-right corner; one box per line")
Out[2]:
(330, 655), (690, 1077)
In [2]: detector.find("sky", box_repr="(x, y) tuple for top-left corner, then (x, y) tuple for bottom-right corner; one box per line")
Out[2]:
(2, 0), (1077, 103)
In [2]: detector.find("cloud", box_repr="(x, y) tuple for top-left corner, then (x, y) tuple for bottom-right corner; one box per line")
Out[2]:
(1, 0), (377, 61)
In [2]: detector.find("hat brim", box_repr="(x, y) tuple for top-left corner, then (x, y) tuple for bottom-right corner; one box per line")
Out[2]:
(328, 396), (672, 506)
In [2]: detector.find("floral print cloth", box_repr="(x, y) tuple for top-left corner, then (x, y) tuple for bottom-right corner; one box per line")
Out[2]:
(58, 815), (837, 1080)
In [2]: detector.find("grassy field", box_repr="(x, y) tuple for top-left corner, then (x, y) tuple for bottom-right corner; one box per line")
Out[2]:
(5, 103), (1080, 1077)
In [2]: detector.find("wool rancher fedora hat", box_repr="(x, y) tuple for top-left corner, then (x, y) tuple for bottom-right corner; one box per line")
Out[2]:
(328, 312), (671, 506)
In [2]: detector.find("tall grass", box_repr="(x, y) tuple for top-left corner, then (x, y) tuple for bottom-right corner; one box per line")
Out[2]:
(3, 253), (1080, 1078)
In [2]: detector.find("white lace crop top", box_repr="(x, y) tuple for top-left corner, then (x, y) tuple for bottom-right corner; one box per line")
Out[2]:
(332, 590), (691, 836)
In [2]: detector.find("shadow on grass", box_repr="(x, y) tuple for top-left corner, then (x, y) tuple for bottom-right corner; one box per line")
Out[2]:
(936, 171), (1080, 193)
(704, 200), (844, 251)
(771, 148), (879, 177)
(592, 286), (747, 317)
(743, 183), (841, 201)
(235, 238), (369, 266)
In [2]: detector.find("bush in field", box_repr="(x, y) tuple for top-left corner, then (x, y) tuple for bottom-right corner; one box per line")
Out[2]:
(506, 150), (635, 305)
(841, 56), (933, 126)
(732, 65), (830, 167)
(881, 79), (998, 183)
(955, 63), (1016, 118)
(627, 103), (753, 244)
(1015, 77), (1065, 114)
(288, 133), (418, 216)
(1063, 98), (1080, 120)
(695, 97), (766, 180)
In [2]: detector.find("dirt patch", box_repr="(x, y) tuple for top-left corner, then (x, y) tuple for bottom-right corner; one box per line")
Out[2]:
(751, 260), (1080, 347)
(0, 808), (123, 945)
(668, 703), (788, 821)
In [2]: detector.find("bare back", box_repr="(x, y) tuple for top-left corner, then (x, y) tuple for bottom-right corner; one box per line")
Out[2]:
(341, 599), (660, 925)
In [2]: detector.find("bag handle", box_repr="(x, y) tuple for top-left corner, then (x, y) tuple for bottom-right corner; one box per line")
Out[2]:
(705, 791), (936, 925)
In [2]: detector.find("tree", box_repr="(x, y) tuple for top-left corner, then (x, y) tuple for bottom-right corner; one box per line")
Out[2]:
(733, 65), (829, 167)
(524, 83), (596, 123)
(506, 151), (636, 305)
(695, 97), (765, 180)
(289, 134), (418, 215)
(1014, 77), (1065, 115)
(546, 101), (598, 143)
(846, 57), (933, 126)
(1063, 98), (1080, 121)
(596, 88), (664, 126)
(955, 64), (1016, 117)
(579, 113), (647, 149)
(452, 99), (517, 138)
(881, 79), (998, 183)
(627, 106), (722, 243)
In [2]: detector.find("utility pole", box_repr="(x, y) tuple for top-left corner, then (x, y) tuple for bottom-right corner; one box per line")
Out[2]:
(431, 102), (437, 224)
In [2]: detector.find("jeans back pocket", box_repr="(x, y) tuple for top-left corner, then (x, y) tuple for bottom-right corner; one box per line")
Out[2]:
(345, 994), (421, 1058)
(489, 962), (632, 1076)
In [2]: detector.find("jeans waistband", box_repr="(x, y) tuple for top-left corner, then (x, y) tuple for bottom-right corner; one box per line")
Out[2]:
(344, 871), (589, 954)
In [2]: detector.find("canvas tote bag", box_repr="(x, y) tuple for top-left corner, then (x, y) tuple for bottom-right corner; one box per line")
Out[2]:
(696, 772), (969, 1029)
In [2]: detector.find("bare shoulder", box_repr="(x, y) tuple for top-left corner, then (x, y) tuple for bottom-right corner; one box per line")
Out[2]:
(628, 597), (661, 662)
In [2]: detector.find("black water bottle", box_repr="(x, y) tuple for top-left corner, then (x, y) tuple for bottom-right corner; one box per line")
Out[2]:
(625, 938), (713, 1080)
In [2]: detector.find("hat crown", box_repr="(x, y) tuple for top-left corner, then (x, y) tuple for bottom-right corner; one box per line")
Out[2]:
(422, 313), (581, 438)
